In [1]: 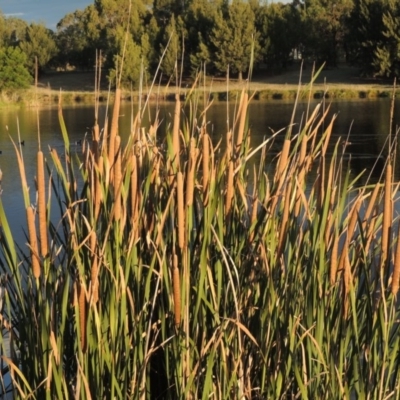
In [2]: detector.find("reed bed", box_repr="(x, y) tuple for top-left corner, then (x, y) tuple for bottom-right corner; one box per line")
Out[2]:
(0, 75), (400, 400)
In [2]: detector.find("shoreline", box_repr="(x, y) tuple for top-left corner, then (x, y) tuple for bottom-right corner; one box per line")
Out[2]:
(1, 65), (398, 107)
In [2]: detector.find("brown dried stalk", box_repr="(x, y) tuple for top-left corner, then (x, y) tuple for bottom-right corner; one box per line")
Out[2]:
(27, 206), (40, 279)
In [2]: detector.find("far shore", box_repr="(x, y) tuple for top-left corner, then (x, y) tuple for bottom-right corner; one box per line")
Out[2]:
(1, 64), (398, 108)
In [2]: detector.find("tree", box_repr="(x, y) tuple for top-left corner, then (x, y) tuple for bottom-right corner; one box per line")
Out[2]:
(211, 0), (259, 81)
(19, 23), (58, 78)
(0, 13), (28, 47)
(158, 15), (184, 80)
(185, 0), (219, 74)
(346, 0), (389, 76)
(56, 8), (98, 70)
(0, 47), (32, 91)
(93, 0), (154, 86)
(301, 0), (353, 66)
(257, 2), (302, 69)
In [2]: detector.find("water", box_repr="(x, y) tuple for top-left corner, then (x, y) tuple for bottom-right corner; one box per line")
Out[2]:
(0, 98), (397, 245)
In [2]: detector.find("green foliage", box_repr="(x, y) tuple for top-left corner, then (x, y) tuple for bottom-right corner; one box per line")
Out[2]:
(257, 2), (302, 69)
(159, 15), (183, 80)
(93, 0), (153, 86)
(301, 0), (353, 66)
(0, 14), (28, 47)
(211, 0), (260, 80)
(0, 46), (32, 91)
(19, 23), (58, 72)
(346, 0), (400, 77)
(55, 8), (99, 70)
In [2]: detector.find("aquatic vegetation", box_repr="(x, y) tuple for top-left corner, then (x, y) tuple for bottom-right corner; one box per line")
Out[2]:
(0, 76), (400, 399)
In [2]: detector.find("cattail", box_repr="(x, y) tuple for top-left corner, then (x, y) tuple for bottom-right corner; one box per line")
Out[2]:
(186, 138), (197, 207)
(114, 135), (122, 221)
(27, 206), (40, 279)
(363, 183), (380, 229)
(202, 132), (210, 203)
(381, 162), (392, 269)
(172, 94), (181, 172)
(236, 92), (248, 151)
(343, 250), (351, 319)
(90, 231), (99, 304)
(392, 222), (400, 295)
(225, 160), (234, 216)
(347, 197), (362, 243)
(78, 280), (87, 353)
(275, 139), (291, 183)
(130, 153), (138, 221)
(177, 171), (185, 250)
(173, 254), (181, 326)
(330, 232), (339, 284)
(108, 88), (121, 171)
(37, 150), (48, 257)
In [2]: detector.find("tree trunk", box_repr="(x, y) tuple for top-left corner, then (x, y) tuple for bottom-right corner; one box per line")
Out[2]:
(238, 71), (243, 82)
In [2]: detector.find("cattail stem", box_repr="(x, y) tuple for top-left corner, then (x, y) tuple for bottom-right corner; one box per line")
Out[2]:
(225, 160), (234, 216)
(381, 162), (392, 270)
(172, 94), (181, 172)
(177, 171), (185, 250)
(202, 132), (210, 204)
(186, 138), (197, 207)
(108, 88), (121, 174)
(90, 231), (99, 304)
(37, 150), (48, 257)
(114, 135), (122, 221)
(78, 280), (87, 353)
(27, 206), (40, 279)
(173, 254), (181, 326)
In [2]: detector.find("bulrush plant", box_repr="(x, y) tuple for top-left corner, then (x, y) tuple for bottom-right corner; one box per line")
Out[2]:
(2, 75), (400, 400)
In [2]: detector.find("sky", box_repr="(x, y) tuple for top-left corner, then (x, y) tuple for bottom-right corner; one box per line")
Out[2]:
(0, 0), (94, 29)
(1, 0), (292, 30)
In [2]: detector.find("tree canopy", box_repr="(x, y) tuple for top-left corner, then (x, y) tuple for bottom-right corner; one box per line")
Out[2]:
(2, 0), (400, 88)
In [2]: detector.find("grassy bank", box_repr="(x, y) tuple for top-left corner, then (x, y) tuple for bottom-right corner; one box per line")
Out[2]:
(0, 66), (398, 107)
(0, 79), (400, 398)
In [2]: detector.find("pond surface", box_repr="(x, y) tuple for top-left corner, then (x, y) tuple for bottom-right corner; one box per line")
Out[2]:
(0, 98), (398, 245)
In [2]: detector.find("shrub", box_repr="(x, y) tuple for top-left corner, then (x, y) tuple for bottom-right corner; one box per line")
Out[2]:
(0, 46), (32, 92)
